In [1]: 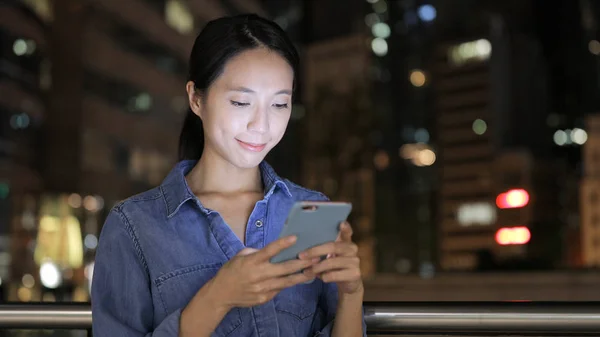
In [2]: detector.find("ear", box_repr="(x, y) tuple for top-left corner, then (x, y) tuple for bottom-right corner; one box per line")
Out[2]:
(186, 81), (203, 118)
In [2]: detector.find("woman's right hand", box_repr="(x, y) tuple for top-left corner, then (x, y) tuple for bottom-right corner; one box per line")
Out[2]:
(209, 236), (320, 310)
(180, 237), (319, 336)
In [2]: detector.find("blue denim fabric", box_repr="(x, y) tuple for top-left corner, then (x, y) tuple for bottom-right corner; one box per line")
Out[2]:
(91, 160), (367, 337)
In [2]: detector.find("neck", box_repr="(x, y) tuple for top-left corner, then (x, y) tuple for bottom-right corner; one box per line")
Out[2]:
(186, 147), (263, 195)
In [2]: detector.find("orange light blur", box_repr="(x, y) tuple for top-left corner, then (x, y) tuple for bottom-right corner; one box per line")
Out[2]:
(495, 226), (531, 245)
(496, 189), (530, 209)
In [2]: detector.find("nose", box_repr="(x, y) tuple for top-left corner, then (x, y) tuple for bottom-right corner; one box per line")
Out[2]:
(247, 106), (269, 134)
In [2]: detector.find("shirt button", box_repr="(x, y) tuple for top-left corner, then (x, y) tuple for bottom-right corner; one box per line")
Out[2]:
(255, 220), (263, 228)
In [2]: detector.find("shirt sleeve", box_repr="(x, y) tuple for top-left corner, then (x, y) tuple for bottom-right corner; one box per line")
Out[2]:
(91, 208), (181, 337)
(312, 281), (367, 337)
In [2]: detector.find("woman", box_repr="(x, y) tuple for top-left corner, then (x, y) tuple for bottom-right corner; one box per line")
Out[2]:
(91, 14), (366, 337)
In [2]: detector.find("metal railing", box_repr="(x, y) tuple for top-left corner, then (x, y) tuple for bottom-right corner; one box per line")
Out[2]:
(0, 302), (600, 335)
(365, 302), (600, 335)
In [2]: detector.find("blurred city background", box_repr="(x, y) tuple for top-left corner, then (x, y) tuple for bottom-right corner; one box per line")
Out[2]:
(1, 0), (600, 325)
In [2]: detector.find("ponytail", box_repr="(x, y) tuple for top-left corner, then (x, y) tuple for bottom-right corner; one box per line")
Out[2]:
(178, 109), (205, 161)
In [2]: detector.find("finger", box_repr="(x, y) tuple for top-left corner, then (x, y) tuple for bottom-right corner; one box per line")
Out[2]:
(255, 236), (297, 261)
(310, 257), (359, 274)
(265, 257), (321, 278)
(237, 248), (260, 256)
(319, 268), (361, 283)
(263, 270), (316, 291)
(339, 222), (353, 242)
(252, 290), (279, 306)
(299, 242), (357, 259)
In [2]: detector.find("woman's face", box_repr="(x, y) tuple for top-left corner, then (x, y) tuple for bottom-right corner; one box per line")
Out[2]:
(188, 48), (294, 169)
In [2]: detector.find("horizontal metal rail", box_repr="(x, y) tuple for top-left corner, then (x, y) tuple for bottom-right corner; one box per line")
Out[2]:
(0, 303), (91, 329)
(0, 302), (599, 335)
(365, 302), (600, 335)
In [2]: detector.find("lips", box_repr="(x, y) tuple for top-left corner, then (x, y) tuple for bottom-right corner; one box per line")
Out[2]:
(236, 139), (267, 152)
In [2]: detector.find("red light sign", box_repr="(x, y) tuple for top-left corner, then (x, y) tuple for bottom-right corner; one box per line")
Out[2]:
(496, 189), (529, 209)
(495, 226), (531, 245)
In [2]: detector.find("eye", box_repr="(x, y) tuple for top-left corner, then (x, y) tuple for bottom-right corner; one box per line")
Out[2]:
(273, 103), (289, 109)
(230, 100), (249, 107)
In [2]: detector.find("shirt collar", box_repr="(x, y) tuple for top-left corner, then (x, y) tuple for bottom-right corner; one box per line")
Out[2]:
(259, 161), (292, 199)
(160, 160), (292, 218)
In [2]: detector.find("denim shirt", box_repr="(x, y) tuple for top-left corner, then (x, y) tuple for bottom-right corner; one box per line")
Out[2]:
(91, 160), (367, 337)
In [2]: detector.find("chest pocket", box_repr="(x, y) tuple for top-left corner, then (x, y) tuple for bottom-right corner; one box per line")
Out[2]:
(274, 281), (319, 320)
(155, 263), (242, 336)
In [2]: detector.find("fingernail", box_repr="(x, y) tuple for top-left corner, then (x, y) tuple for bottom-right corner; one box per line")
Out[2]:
(298, 252), (307, 259)
(311, 257), (320, 263)
(286, 236), (297, 243)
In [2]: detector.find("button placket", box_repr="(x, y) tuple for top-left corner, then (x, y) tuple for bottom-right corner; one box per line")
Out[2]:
(246, 201), (266, 249)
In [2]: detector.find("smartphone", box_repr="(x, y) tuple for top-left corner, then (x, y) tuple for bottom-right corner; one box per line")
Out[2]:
(270, 201), (353, 264)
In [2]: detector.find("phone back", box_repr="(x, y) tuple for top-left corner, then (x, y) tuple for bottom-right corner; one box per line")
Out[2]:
(270, 202), (352, 264)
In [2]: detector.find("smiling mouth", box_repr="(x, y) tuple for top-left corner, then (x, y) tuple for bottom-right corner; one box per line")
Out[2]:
(236, 139), (267, 152)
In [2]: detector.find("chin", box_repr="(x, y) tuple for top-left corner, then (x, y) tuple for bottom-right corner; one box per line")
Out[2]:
(230, 153), (268, 169)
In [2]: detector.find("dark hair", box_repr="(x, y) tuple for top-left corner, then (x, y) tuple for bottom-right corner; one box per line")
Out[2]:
(178, 14), (300, 161)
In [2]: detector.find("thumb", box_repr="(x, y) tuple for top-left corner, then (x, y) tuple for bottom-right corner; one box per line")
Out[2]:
(237, 247), (260, 256)
(339, 222), (353, 242)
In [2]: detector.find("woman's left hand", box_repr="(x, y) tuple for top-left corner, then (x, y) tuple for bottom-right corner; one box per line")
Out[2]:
(298, 222), (363, 294)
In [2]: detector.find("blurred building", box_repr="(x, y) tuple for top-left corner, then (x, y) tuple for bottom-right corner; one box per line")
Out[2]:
(580, 0), (600, 112)
(491, 151), (564, 268)
(371, 0), (439, 276)
(45, 0), (194, 202)
(433, 1), (561, 270)
(535, 0), (599, 126)
(581, 114), (600, 267)
(531, 0), (597, 268)
(4, 0), (267, 302)
(302, 34), (376, 278)
(0, 0), (49, 299)
(44, 0), (269, 200)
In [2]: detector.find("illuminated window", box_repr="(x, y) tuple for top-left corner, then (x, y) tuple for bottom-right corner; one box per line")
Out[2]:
(35, 195), (84, 269)
(456, 202), (497, 226)
(448, 39), (492, 66)
(21, 0), (53, 22)
(165, 0), (194, 35)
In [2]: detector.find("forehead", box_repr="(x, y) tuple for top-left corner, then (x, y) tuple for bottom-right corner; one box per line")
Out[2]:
(214, 48), (294, 90)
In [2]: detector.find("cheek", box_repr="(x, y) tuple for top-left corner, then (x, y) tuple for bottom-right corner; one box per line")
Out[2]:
(209, 110), (247, 135)
(270, 113), (291, 138)
(222, 114), (248, 132)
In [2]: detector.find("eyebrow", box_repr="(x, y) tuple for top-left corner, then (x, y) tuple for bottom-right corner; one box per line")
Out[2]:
(229, 86), (292, 95)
